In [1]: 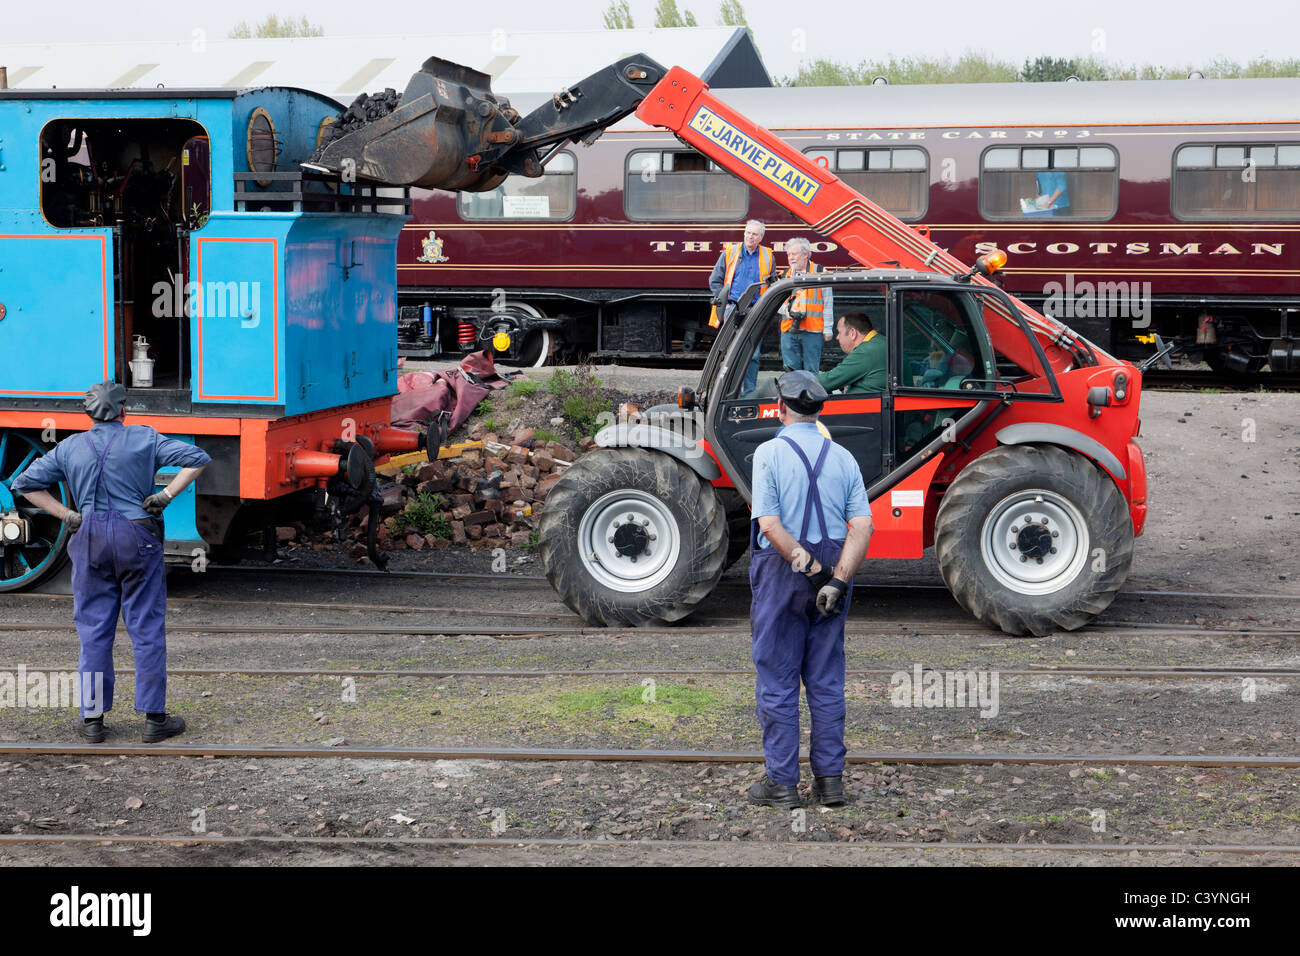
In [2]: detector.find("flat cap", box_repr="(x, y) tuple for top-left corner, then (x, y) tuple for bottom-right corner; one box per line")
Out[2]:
(776, 370), (827, 414)
(84, 382), (126, 422)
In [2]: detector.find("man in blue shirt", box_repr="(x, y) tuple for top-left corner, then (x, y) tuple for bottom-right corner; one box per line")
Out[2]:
(747, 371), (873, 809)
(1032, 170), (1070, 215)
(708, 220), (775, 394)
(11, 382), (210, 743)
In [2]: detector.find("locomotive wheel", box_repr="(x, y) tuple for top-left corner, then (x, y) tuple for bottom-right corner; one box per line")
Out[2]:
(538, 447), (727, 626)
(934, 444), (1133, 636)
(0, 431), (74, 592)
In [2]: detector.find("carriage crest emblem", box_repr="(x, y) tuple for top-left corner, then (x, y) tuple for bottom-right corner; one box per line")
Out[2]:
(417, 230), (449, 264)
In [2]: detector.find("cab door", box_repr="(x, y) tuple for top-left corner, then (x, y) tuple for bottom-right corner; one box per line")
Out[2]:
(708, 281), (890, 500)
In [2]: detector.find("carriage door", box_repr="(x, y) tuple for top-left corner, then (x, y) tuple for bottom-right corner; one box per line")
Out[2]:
(710, 281), (889, 501)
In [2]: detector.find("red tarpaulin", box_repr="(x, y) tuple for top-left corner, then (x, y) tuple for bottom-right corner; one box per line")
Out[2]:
(390, 350), (512, 433)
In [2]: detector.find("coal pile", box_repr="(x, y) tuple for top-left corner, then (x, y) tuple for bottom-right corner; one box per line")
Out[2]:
(316, 88), (402, 153)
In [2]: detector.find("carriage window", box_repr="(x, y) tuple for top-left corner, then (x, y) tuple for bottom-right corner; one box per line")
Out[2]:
(980, 145), (1117, 221)
(625, 149), (748, 221)
(1172, 143), (1300, 220)
(806, 146), (928, 220)
(458, 151), (576, 221)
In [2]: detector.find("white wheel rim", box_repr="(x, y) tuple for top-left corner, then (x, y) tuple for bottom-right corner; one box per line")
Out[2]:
(529, 329), (552, 369)
(979, 489), (1090, 596)
(577, 490), (682, 592)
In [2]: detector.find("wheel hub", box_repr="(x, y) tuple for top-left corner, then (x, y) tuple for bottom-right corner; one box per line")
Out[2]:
(980, 490), (1089, 596)
(612, 521), (649, 558)
(1016, 522), (1055, 560)
(578, 491), (681, 592)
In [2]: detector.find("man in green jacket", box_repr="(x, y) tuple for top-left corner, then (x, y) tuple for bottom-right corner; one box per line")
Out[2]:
(818, 312), (887, 394)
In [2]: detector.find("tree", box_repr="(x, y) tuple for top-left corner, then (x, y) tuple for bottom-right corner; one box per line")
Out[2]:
(229, 15), (324, 39)
(1020, 55), (1107, 82)
(718, 0), (748, 26)
(783, 53), (1018, 86)
(655, 0), (698, 27)
(602, 0), (635, 29)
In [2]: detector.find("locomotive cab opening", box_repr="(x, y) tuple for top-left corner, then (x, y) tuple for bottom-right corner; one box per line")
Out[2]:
(39, 118), (210, 402)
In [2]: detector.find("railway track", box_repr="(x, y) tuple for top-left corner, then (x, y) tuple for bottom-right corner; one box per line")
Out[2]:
(2, 620), (1295, 639)
(4, 663), (1295, 681)
(3, 743), (1299, 767)
(189, 564), (1300, 602)
(0, 832), (1294, 855)
(1141, 369), (1300, 391)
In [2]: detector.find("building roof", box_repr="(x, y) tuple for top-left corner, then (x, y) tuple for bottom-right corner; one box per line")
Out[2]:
(0, 27), (771, 100)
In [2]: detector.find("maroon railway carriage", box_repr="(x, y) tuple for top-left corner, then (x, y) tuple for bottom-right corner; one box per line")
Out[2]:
(395, 77), (1300, 372)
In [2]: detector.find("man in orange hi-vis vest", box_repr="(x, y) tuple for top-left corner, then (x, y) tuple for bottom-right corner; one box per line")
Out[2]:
(709, 220), (776, 394)
(777, 237), (834, 374)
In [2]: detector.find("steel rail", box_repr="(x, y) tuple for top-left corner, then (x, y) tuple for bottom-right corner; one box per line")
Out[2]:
(187, 565), (1300, 601)
(1, 621), (1296, 639)
(6, 664), (1297, 681)
(3, 743), (1299, 767)
(0, 833), (1296, 854)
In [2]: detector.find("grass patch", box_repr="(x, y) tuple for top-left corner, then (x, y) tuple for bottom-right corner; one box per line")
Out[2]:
(534, 428), (562, 444)
(508, 379), (542, 399)
(396, 492), (452, 538)
(547, 366), (611, 437)
(552, 683), (720, 725)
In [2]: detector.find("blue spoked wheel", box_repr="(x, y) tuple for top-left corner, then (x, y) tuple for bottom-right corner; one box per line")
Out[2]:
(0, 431), (73, 592)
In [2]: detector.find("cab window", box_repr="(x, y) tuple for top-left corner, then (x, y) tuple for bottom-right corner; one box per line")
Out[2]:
(898, 290), (993, 391)
(725, 284), (887, 400)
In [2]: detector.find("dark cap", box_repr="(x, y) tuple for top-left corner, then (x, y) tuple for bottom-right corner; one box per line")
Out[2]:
(84, 382), (126, 422)
(776, 370), (827, 415)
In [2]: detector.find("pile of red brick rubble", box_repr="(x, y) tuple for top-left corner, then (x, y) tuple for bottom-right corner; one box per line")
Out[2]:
(378, 425), (595, 551)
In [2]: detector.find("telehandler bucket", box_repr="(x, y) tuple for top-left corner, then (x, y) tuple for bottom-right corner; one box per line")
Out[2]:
(310, 56), (523, 192)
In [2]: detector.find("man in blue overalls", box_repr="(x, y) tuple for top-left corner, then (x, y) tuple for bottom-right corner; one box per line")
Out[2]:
(747, 371), (873, 809)
(11, 383), (210, 743)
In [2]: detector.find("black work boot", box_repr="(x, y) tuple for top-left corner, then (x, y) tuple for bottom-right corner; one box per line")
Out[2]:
(748, 774), (803, 810)
(810, 775), (846, 807)
(80, 717), (106, 743)
(142, 713), (186, 743)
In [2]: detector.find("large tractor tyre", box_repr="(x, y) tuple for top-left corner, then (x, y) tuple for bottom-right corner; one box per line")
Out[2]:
(934, 444), (1133, 636)
(0, 430), (74, 593)
(538, 447), (728, 626)
(716, 488), (751, 570)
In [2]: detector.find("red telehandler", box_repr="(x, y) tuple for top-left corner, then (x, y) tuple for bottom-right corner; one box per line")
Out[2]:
(314, 54), (1148, 636)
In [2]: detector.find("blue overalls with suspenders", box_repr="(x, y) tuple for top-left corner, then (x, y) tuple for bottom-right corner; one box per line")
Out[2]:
(748, 434), (856, 787)
(69, 429), (168, 719)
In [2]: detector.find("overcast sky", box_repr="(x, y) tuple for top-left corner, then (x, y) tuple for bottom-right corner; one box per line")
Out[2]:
(5, 0), (1294, 80)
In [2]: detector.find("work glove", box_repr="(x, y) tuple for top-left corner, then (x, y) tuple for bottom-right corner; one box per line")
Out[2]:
(142, 489), (174, 517)
(815, 577), (850, 617)
(65, 511), (83, 532)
